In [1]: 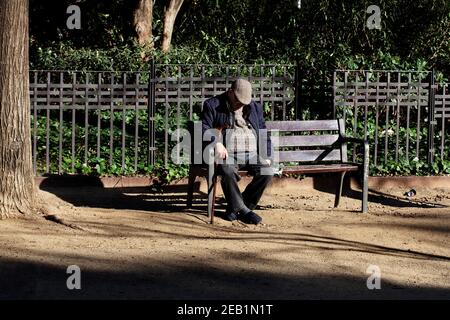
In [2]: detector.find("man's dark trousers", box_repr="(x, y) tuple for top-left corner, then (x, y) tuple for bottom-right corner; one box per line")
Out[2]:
(216, 153), (273, 214)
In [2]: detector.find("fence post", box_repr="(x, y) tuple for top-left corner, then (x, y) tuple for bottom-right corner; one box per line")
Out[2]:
(294, 61), (302, 120)
(427, 69), (436, 165)
(332, 71), (337, 119)
(148, 60), (156, 167)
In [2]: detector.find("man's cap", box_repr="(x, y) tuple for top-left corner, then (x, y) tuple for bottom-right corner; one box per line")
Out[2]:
(231, 78), (252, 105)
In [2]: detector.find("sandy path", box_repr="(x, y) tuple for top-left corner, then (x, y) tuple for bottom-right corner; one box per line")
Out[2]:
(0, 180), (449, 299)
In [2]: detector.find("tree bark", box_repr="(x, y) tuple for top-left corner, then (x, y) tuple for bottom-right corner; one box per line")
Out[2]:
(161, 0), (184, 53)
(0, 0), (36, 219)
(133, 0), (154, 47)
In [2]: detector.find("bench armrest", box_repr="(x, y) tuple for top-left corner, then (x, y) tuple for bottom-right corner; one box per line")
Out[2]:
(339, 135), (369, 160)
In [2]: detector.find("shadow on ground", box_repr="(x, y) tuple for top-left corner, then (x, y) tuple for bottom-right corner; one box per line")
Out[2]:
(0, 254), (449, 300)
(39, 174), (448, 224)
(39, 175), (211, 214)
(3, 175), (447, 299)
(312, 173), (447, 209)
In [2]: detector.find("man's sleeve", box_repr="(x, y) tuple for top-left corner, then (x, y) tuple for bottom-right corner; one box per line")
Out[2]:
(201, 100), (216, 142)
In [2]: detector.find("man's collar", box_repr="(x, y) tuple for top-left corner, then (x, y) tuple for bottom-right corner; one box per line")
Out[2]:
(243, 104), (251, 117)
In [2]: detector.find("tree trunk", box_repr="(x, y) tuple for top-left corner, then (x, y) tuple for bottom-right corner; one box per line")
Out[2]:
(161, 0), (184, 53)
(133, 0), (154, 47)
(0, 0), (36, 219)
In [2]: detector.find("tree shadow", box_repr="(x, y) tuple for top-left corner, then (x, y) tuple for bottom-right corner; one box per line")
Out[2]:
(0, 252), (449, 300)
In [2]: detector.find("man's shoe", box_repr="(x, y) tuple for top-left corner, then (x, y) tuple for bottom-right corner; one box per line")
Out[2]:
(244, 201), (256, 210)
(240, 211), (262, 225)
(225, 211), (239, 221)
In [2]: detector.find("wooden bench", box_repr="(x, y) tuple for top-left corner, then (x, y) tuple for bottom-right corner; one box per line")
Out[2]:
(186, 119), (369, 224)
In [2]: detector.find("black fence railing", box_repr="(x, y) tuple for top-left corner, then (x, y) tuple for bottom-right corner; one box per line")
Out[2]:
(29, 64), (296, 175)
(333, 70), (450, 168)
(30, 70), (153, 175)
(435, 82), (450, 159)
(29, 66), (449, 176)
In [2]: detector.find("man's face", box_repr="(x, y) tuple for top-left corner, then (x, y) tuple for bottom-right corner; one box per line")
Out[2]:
(228, 89), (245, 111)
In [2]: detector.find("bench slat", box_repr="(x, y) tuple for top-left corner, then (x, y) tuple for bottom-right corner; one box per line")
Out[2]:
(282, 164), (359, 174)
(266, 120), (340, 132)
(278, 149), (342, 162)
(273, 134), (339, 147)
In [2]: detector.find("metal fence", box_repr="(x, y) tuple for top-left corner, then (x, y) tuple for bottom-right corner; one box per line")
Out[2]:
(435, 82), (450, 159)
(333, 70), (450, 166)
(29, 64), (296, 175)
(153, 64), (296, 165)
(29, 66), (449, 176)
(30, 70), (153, 175)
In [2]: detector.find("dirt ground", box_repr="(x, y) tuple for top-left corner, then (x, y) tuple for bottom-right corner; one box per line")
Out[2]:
(0, 177), (449, 300)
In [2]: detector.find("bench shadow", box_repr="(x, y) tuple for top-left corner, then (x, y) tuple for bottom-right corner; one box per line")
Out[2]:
(38, 175), (259, 223)
(38, 173), (447, 222)
(311, 173), (447, 209)
(39, 174), (212, 215)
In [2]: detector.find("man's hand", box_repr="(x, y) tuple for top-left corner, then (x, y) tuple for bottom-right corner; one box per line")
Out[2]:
(263, 159), (271, 166)
(215, 142), (228, 159)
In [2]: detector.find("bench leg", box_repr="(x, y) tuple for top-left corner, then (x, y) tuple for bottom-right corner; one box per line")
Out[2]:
(187, 168), (196, 208)
(361, 141), (370, 213)
(362, 170), (369, 213)
(334, 172), (346, 208)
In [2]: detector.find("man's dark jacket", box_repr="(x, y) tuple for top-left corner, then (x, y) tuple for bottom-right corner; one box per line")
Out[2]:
(201, 92), (273, 160)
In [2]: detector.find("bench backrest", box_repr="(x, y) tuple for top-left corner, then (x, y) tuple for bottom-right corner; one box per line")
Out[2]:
(266, 119), (347, 163)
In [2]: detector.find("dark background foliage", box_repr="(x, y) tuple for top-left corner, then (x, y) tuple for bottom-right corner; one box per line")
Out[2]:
(30, 0), (449, 73)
